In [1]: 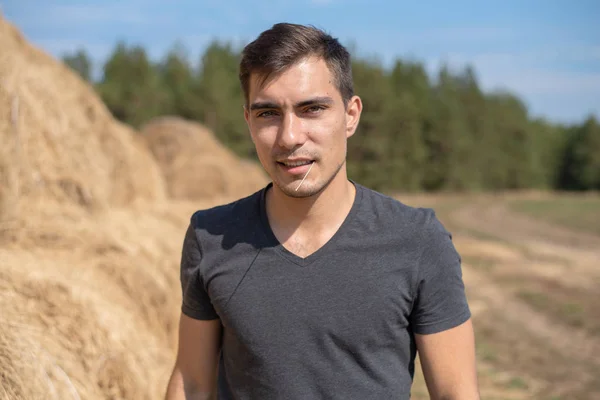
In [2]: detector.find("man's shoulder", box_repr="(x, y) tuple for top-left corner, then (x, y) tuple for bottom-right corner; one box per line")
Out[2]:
(189, 186), (265, 233)
(357, 184), (456, 261)
(357, 183), (442, 233)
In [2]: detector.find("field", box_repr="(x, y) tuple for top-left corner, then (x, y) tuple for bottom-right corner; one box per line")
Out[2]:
(4, 189), (598, 400)
(508, 195), (600, 236)
(2, 14), (599, 399)
(398, 191), (600, 400)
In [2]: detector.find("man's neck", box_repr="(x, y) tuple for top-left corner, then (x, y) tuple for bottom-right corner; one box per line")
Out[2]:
(266, 172), (356, 237)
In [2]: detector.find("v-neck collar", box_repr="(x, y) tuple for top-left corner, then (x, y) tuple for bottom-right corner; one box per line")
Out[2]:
(257, 180), (363, 267)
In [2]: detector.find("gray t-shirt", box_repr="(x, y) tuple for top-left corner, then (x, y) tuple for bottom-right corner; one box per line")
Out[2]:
(180, 181), (471, 399)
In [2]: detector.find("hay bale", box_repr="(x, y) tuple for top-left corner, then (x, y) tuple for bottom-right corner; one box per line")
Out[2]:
(0, 13), (263, 400)
(0, 15), (165, 222)
(0, 93), (19, 226)
(0, 199), (209, 400)
(0, 250), (171, 400)
(0, 14), (180, 400)
(140, 116), (269, 201)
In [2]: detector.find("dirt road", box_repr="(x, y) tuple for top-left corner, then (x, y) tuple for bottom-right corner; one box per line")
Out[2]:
(416, 196), (600, 400)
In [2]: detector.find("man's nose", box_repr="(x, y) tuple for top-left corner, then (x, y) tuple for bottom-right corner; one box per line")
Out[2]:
(277, 113), (307, 150)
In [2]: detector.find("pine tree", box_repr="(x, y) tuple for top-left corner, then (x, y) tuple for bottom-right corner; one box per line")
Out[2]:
(62, 48), (93, 82)
(97, 42), (169, 127)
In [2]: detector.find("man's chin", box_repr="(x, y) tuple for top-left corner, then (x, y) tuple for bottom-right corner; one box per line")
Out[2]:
(274, 180), (323, 199)
(269, 160), (345, 199)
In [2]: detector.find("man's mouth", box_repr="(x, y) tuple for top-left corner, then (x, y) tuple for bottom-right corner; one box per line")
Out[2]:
(278, 160), (314, 167)
(276, 159), (316, 175)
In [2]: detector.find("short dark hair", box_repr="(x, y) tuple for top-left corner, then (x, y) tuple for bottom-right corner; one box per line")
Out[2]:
(239, 23), (354, 107)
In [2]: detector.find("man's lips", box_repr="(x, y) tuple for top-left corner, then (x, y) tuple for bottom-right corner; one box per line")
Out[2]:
(277, 160), (315, 175)
(277, 159), (314, 167)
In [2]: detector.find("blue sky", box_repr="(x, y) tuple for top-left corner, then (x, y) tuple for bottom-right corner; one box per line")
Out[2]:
(2, 0), (599, 124)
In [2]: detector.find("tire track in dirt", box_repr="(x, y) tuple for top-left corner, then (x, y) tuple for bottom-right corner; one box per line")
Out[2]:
(464, 263), (600, 398)
(463, 264), (600, 366)
(446, 201), (600, 398)
(451, 201), (600, 262)
(449, 201), (600, 291)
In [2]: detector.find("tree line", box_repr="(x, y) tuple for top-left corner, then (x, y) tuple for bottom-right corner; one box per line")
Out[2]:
(62, 41), (600, 193)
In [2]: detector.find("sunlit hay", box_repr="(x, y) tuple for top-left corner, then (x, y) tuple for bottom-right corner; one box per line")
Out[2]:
(0, 246), (178, 399)
(0, 12), (253, 400)
(0, 74), (19, 232)
(0, 15), (165, 226)
(140, 116), (269, 201)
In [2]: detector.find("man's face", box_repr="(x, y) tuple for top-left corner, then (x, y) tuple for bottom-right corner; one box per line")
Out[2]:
(244, 56), (362, 198)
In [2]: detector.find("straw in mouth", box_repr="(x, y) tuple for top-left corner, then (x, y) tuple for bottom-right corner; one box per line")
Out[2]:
(295, 161), (314, 191)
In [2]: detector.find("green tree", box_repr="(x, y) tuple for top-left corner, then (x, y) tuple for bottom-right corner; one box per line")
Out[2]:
(527, 118), (567, 189)
(384, 60), (430, 191)
(62, 48), (93, 82)
(423, 65), (471, 191)
(97, 42), (169, 127)
(85, 37), (598, 193)
(347, 59), (393, 190)
(484, 92), (536, 189)
(157, 42), (200, 119)
(454, 66), (490, 190)
(196, 41), (251, 156)
(560, 116), (600, 190)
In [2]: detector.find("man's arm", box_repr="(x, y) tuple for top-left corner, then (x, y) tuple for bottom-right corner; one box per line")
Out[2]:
(415, 318), (480, 400)
(165, 313), (222, 400)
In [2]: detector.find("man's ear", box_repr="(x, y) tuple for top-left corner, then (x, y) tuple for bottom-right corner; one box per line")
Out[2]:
(345, 95), (363, 139)
(244, 104), (250, 125)
(244, 105), (255, 143)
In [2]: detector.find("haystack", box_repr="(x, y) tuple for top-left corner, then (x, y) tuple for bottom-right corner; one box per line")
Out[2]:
(0, 12), (266, 400)
(0, 14), (165, 227)
(0, 203), (200, 400)
(140, 116), (269, 200)
(0, 14), (181, 400)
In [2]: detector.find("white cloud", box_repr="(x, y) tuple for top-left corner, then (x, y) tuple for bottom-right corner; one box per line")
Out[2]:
(492, 69), (600, 96)
(526, 92), (600, 123)
(426, 44), (600, 95)
(423, 45), (600, 122)
(442, 45), (600, 68)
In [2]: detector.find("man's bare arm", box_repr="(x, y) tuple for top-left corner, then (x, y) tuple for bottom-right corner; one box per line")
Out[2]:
(165, 313), (222, 400)
(415, 318), (480, 400)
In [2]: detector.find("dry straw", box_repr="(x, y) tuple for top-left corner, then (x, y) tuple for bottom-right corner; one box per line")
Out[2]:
(0, 85), (19, 229)
(0, 14), (166, 220)
(140, 116), (268, 201)
(0, 13), (268, 399)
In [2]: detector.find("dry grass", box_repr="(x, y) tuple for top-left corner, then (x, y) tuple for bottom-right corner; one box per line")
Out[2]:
(140, 116), (268, 201)
(0, 91), (19, 227)
(0, 198), (234, 400)
(0, 13), (264, 400)
(508, 195), (600, 236)
(0, 14), (166, 223)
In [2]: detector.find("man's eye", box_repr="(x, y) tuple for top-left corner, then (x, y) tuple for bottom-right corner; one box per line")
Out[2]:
(306, 105), (326, 114)
(257, 110), (277, 118)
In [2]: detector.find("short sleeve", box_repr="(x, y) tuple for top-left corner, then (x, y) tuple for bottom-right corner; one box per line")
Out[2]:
(179, 219), (219, 320)
(410, 211), (471, 335)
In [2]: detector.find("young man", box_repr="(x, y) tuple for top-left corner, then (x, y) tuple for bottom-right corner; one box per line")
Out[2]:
(165, 23), (479, 400)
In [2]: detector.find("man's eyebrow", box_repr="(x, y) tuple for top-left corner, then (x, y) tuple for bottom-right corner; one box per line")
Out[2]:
(249, 96), (335, 111)
(249, 101), (279, 111)
(295, 96), (334, 108)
